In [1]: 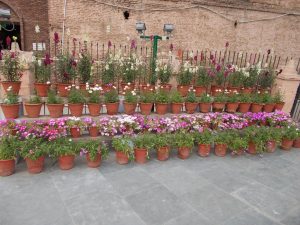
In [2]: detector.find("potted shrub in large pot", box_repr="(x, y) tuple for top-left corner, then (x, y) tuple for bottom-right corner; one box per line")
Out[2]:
(1, 87), (20, 119)
(87, 85), (102, 116)
(33, 54), (52, 97)
(185, 89), (198, 114)
(194, 130), (213, 157)
(199, 94), (212, 113)
(170, 91), (183, 114)
(241, 66), (258, 94)
(77, 50), (93, 90)
(194, 67), (210, 96)
(244, 126), (266, 154)
(67, 86), (86, 117)
(84, 117), (99, 137)
(133, 134), (154, 164)
(66, 117), (85, 138)
(104, 88), (119, 115)
(0, 136), (17, 176)
(173, 132), (194, 159)
(212, 93), (227, 112)
(280, 125), (298, 151)
(46, 90), (64, 118)
(155, 90), (169, 115)
(139, 92), (154, 115)
(154, 134), (171, 161)
(265, 126), (282, 153)
(123, 88), (137, 115)
(157, 62), (172, 92)
(24, 95), (43, 118)
(176, 61), (193, 96)
(238, 94), (252, 113)
(227, 130), (247, 156)
(214, 131), (229, 157)
(112, 136), (134, 165)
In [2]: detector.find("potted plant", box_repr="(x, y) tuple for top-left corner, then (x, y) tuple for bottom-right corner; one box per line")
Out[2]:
(227, 131), (247, 156)
(226, 93), (239, 113)
(227, 70), (243, 94)
(0, 52), (23, 94)
(83, 117), (99, 137)
(243, 126), (267, 154)
(214, 131), (229, 157)
(123, 88), (137, 115)
(1, 86), (20, 119)
(154, 134), (171, 161)
(112, 136), (134, 165)
(104, 88), (119, 115)
(212, 93), (227, 112)
(262, 93), (275, 113)
(77, 51), (93, 89)
(210, 63), (228, 96)
(265, 127), (282, 153)
(173, 132), (194, 159)
(139, 92), (154, 115)
(176, 62), (193, 96)
(46, 90), (64, 118)
(292, 127), (300, 148)
(33, 54), (52, 97)
(120, 55), (139, 91)
(102, 54), (115, 91)
(281, 125), (298, 151)
(170, 91), (183, 114)
(66, 117), (85, 138)
(251, 93), (264, 113)
(185, 89), (198, 114)
(241, 66), (258, 93)
(194, 130), (213, 157)
(0, 136), (17, 176)
(199, 94), (212, 113)
(238, 94), (252, 113)
(155, 90), (169, 115)
(24, 95), (43, 118)
(67, 86), (85, 117)
(273, 91), (285, 111)
(87, 85), (102, 116)
(257, 66), (276, 92)
(133, 134), (154, 164)
(157, 63), (172, 91)
(194, 67), (210, 96)
(79, 140), (109, 168)
(19, 136), (46, 174)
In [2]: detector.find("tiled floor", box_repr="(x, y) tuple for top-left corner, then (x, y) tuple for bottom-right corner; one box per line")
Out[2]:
(1, 148), (300, 225)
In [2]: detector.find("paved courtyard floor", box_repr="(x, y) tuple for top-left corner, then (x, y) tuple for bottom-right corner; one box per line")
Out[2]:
(1, 148), (300, 225)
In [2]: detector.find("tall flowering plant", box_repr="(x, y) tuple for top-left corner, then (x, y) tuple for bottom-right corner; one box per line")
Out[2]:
(33, 54), (52, 83)
(0, 52), (23, 82)
(78, 50), (93, 84)
(57, 53), (77, 83)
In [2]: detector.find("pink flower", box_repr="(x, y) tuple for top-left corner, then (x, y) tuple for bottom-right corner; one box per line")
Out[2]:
(216, 64), (221, 72)
(225, 42), (229, 48)
(6, 36), (11, 47)
(108, 40), (112, 48)
(130, 40), (136, 49)
(170, 44), (174, 51)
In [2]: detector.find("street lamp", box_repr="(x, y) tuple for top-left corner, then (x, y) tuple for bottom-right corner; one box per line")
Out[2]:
(136, 21), (146, 34)
(163, 24), (174, 35)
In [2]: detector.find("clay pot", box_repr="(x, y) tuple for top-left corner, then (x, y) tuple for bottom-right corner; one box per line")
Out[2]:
(0, 159), (15, 176)
(86, 153), (101, 168)
(185, 102), (198, 114)
(115, 151), (129, 165)
(212, 102), (225, 112)
(140, 84), (155, 93)
(211, 85), (224, 96)
(194, 86), (206, 96)
(239, 102), (251, 113)
(156, 103), (168, 115)
(25, 103), (42, 118)
(58, 155), (75, 170)
(247, 142), (257, 154)
(102, 84), (113, 93)
(34, 83), (50, 97)
(199, 102), (211, 113)
(198, 144), (211, 157)
(134, 148), (148, 164)
(266, 140), (277, 153)
(160, 84), (172, 92)
(157, 147), (170, 161)
(121, 82), (135, 92)
(241, 87), (253, 94)
(251, 103), (263, 113)
(106, 102), (119, 115)
(215, 144), (227, 157)
(293, 137), (300, 148)
(178, 147), (191, 159)
(1, 81), (21, 95)
(47, 104), (64, 118)
(275, 102), (285, 111)
(281, 139), (293, 151)
(171, 103), (182, 114)
(69, 103), (84, 117)
(88, 103), (101, 116)
(226, 102), (239, 113)
(227, 86), (240, 95)
(25, 156), (45, 174)
(124, 102), (137, 115)
(88, 127), (99, 137)
(1, 104), (19, 119)
(177, 85), (190, 97)
(263, 103), (276, 113)
(56, 83), (70, 97)
(140, 103), (153, 115)
(70, 127), (81, 138)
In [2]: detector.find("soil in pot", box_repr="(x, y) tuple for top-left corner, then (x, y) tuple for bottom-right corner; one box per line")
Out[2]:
(198, 144), (211, 157)
(280, 139), (293, 151)
(266, 140), (277, 153)
(124, 102), (137, 115)
(157, 147), (169, 161)
(25, 103), (42, 118)
(171, 103), (182, 114)
(86, 153), (101, 168)
(251, 103), (263, 113)
(115, 151), (129, 165)
(88, 127), (99, 137)
(88, 103), (101, 116)
(70, 127), (81, 138)
(58, 155), (75, 170)
(214, 144), (227, 156)
(25, 156), (45, 174)
(185, 102), (198, 114)
(199, 103), (211, 113)
(293, 137), (300, 148)
(69, 103), (84, 117)
(47, 104), (64, 118)
(239, 103), (251, 113)
(34, 83), (50, 97)
(106, 102), (119, 115)
(1, 104), (19, 119)
(178, 147), (191, 159)
(0, 159), (15, 176)
(177, 85), (190, 97)
(134, 148), (148, 164)
(263, 103), (276, 113)
(56, 83), (70, 97)
(1, 81), (21, 95)
(156, 103), (168, 115)
(226, 102), (239, 113)
(140, 103), (153, 115)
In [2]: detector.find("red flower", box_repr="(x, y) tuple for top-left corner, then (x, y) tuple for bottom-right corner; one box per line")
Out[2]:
(43, 53), (52, 66)
(200, 52), (204, 61)
(63, 72), (69, 79)
(54, 32), (59, 44)
(225, 42), (229, 48)
(6, 36), (11, 47)
(210, 55), (214, 60)
(130, 40), (136, 49)
(170, 44), (174, 51)
(216, 64), (221, 72)
(108, 40), (112, 48)
(194, 55), (198, 61)
(267, 49), (271, 55)
(10, 52), (15, 59)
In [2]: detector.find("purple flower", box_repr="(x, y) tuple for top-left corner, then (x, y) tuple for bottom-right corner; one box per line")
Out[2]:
(108, 40), (112, 48)
(130, 40), (136, 49)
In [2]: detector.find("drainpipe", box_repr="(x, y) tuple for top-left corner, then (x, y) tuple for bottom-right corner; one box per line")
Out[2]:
(61, 0), (67, 53)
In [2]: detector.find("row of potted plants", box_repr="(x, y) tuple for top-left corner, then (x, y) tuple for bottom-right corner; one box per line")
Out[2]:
(1, 124), (299, 176)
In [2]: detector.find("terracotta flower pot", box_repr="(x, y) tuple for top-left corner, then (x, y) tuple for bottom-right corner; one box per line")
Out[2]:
(177, 85), (190, 97)
(47, 104), (64, 118)
(124, 102), (137, 115)
(266, 140), (277, 153)
(198, 144), (211, 157)
(226, 102), (239, 113)
(239, 102), (251, 113)
(102, 84), (113, 93)
(156, 103), (168, 115)
(140, 84), (155, 93)
(275, 102), (285, 111)
(1, 81), (21, 95)
(58, 155), (75, 170)
(34, 83), (50, 97)
(247, 142), (257, 154)
(88, 127), (99, 137)
(0, 159), (15, 176)
(86, 153), (101, 168)
(157, 147), (169, 161)
(212, 102), (225, 112)
(185, 102), (198, 114)
(241, 87), (253, 94)
(214, 144), (227, 157)
(177, 147), (191, 159)
(281, 138), (293, 151)
(293, 137), (300, 148)
(106, 102), (119, 115)
(25, 103), (42, 118)
(231, 149), (244, 156)
(134, 148), (148, 164)
(88, 103), (101, 116)
(56, 83), (70, 97)
(25, 156), (45, 174)
(69, 103), (84, 117)
(160, 84), (172, 92)
(263, 103), (276, 113)
(1, 104), (19, 119)
(140, 103), (153, 115)
(70, 127), (81, 138)
(251, 103), (263, 113)
(227, 86), (240, 95)
(194, 86), (206, 96)
(211, 85), (224, 96)
(199, 102), (211, 113)
(115, 151), (129, 165)
(121, 82), (135, 92)
(171, 103), (182, 114)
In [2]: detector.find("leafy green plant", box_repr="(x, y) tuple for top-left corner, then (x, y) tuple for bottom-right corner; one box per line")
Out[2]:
(281, 126), (299, 140)
(79, 140), (109, 161)
(33, 56), (51, 83)
(1, 52), (23, 82)
(57, 53), (77, 83)
(173, 132), (194, 148)
(48, 138), (79, 158)
(177, 62), (193, 86)
(195, 67), (211, 86)
(112, 136), (134, 160)
(66, 117), (85, 129)
(88, 89), (101, 104)
(102, 54), (115, 85)
(154, 134), (171, 148)
(3, 88), (19, 104)
(214, 93), (227, 103)
(214, 131), (230, 144)
(227, 70), (243, 87)
(199, 94), (213, 103)
(194, 130), (213, 144)
(170, 91), (184, 103)
(261, 93), (274, 104)
(18, 137), (47, 160)
(104, 88), (119, 103)
(273, 91), (284, 103)
(226, 93), (239, 103)
(28, 95), (42, 104)
(0, 136), (18, 160)
(133, 134), (155, 149)
(230, 136), (248, 153)
(124, 90), (138, 103)
(243, 126), (269, 153)
(243, 66), (259, 88)
(266, 127), (282, 143)
(185, 90), (198, 103)
(251, 93), (264, 104)
(157, 63), (172, 84)
(47, 90), (63, 104)
(140, 92), (154, 103)
(155, 90), (169, 103)
(258, 67), (276, 89)
(78, 52), (92, 84)
(238, 94), (252, 103)
(68, 87), (86, 104)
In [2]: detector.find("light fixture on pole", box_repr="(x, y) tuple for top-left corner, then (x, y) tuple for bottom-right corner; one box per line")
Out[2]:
(136, 21), (146, 34)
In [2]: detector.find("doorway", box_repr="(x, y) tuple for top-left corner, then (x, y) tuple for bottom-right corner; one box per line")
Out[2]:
(0, 21), (21, 50)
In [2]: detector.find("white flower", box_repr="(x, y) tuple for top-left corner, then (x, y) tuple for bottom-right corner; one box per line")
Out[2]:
(7, 86), (12, 91)
(88, 90), (93, 94)
(69, 139), (72, 142)
(75, 86), (80, 90)
(105, 64), (109, 70)
(37, 59), (42, 66)
(155, 67), (159, 72)
(46, 81), (51, 85)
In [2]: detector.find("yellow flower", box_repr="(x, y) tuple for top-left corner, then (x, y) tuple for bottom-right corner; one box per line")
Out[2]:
(12, 36), (17, 41)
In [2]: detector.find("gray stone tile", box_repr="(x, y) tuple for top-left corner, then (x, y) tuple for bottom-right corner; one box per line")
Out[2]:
(125, 185), (192, 225)
(281, 206), (300, 225)
(281, 180), (300, 202)
(164, 211), (212, 225)
(66, 191), (146, 225)
(181, 184), (249, 224)
(231, 182), (298, 221)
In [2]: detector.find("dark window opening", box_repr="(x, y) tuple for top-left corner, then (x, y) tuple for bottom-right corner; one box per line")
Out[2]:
(123, 11), (129, 20)
(0, 22), (21, 50)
